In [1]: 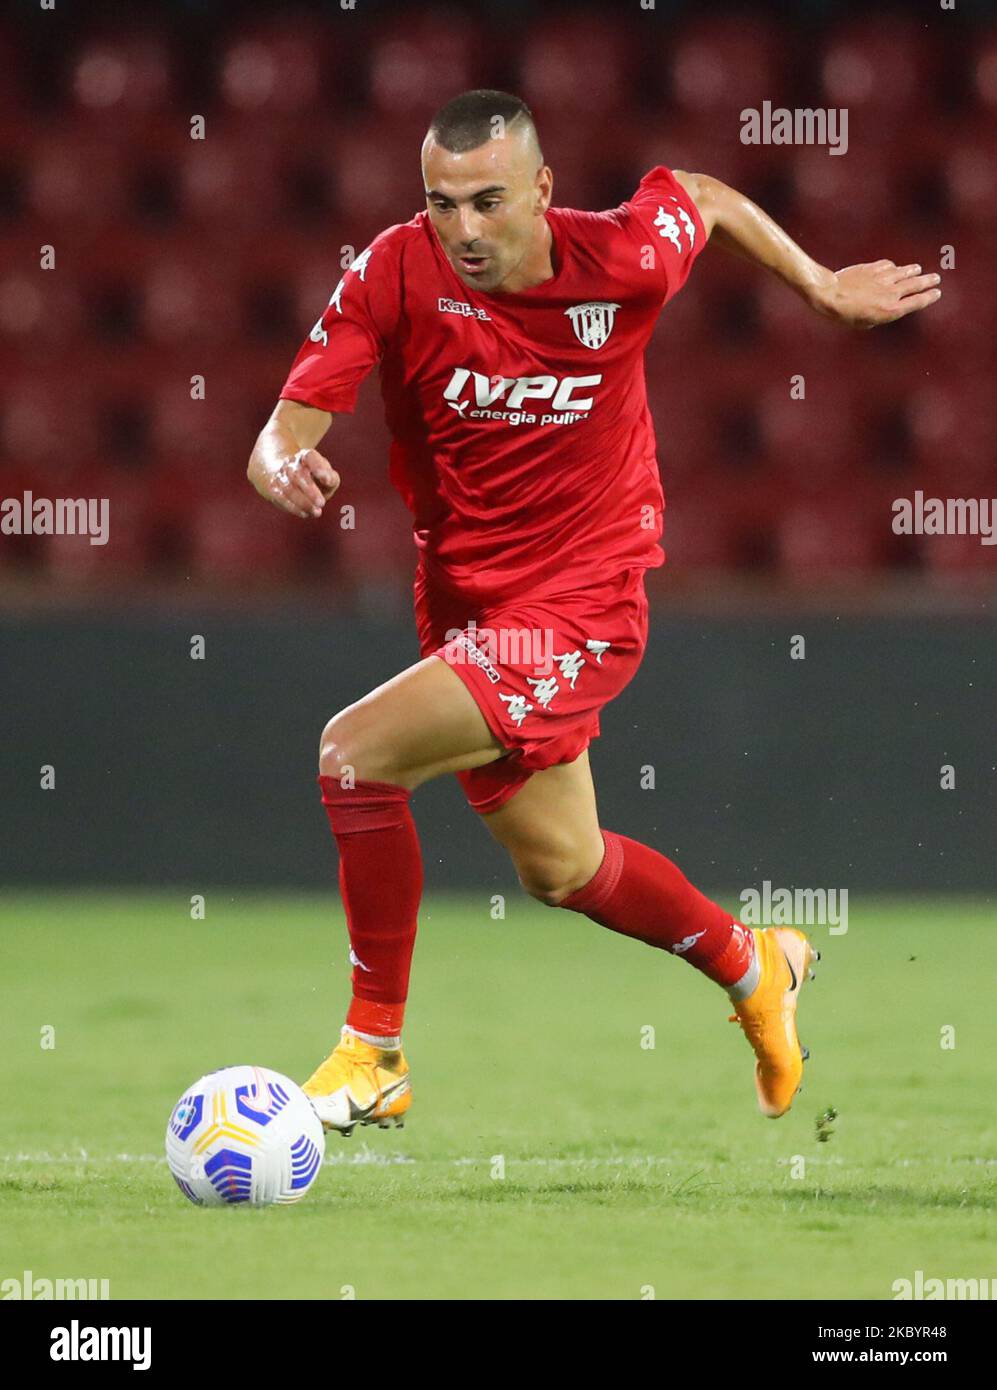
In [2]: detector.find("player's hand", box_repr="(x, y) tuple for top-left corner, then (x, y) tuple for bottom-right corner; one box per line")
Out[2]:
(813, 261), (942, 329)
(252, 448), (340, 519)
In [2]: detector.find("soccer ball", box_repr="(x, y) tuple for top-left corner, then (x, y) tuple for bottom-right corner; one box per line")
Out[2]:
(165, 1065), (325, 1207)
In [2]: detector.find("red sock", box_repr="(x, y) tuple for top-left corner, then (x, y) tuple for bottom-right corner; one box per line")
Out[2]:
(559, 830), (754, 987)
(318, 775), (422, 1038)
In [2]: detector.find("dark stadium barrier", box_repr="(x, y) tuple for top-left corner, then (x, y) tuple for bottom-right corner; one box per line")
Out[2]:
(2, 610), (994, 892)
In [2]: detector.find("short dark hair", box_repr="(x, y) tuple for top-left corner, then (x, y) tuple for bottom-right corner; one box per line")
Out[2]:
(426, 89), (542, 160)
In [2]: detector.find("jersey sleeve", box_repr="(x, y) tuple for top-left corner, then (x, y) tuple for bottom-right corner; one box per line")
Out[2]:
(619, 166), (707, 304)
(279, 225), (405, 414)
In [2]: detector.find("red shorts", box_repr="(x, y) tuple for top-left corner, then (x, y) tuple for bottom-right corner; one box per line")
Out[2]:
(414, 565), (649, 814)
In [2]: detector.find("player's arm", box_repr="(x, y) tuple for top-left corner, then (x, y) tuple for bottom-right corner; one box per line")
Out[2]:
(671, 170), (942, 330)
(247, 399), (340, 520)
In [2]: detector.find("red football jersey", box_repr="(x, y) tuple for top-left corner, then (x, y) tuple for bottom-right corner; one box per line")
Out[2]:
(280, 166), (705, 605)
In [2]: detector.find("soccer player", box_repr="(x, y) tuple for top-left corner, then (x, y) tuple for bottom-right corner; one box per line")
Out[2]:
(248, 90), (941, 1134)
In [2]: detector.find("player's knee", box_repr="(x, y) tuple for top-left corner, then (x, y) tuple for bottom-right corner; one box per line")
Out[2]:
(318, 713), (353, 780)
(516, 857), (591, 908)
(319, 709), (392, 784)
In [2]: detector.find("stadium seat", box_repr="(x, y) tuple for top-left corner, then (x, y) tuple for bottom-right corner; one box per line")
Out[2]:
(364, 14), (489, 116)
(818, 17), (941, 119)
(326, 115), (425, 231)
(515, 14), (641, 116)
(936, 131), (997, 229)
(654, 16), (792, 117)
(135, 238), (241, 344)
(173, 119), (287, 232)
(216, 21), (339, 114)
(756, 366), (867, 481)
(22, 127), (132, 230)
(969, 25), (997, 117)
(0, 255), (85, 345)
(776, 482), (884, 578)
(785, 144), (902, 235)
(67, 32), (175, 117)
(909, 233), (996, 355)
(904, 373), (997, 485)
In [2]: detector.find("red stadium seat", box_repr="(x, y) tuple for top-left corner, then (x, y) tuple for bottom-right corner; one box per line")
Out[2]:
(186, 492), (304, 583)
(529, 114), (621, 213)
(918, 530), (997, 579)
(776, 479), (884, 579)
(819, 18), (941, 120)
(905, 373), (997, 486)
(22, 126), (131, 229)
(216, 21), (341, 114)
(937, 131), (997, 229)
(969, 25), (997, 118)
(148, 373), (254, 472)
(756, 365), (867, 483)
(327, 116), (425, 233)
(67, 33), (175, 117)
(173, 120), (286, 232)
(659, 470), (740, 572)
(0, 257), (85, 346)
(515, 15), (641, 116)
(655, 16), (793, 117)
(134, 238), (242, 344)
(906, 232), (996, 355)
(365, 14), (489, 116)
(754, 275), (841, 352)
(785, 144), (903, 235)
(647, 358), (723, 485)
(43, 460), (153, 582)
(0, 369), (102, 464)
(627, 113), (781, 202)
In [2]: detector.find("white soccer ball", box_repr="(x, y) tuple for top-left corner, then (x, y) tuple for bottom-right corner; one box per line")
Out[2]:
(165, 1065), (325, 1207)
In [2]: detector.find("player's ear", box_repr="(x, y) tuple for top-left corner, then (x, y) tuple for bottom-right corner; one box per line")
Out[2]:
(535, 164), (553, 213)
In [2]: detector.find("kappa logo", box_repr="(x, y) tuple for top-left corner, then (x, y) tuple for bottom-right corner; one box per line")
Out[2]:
(309, 247), (375, 347)
(653, 199), (696, 254)
(438, 296), (492, 322)
(447, 634), (502, 684)
(671, 929), (707, 955)
(565, 302), (621, 350)
(585, 639), (611, 663)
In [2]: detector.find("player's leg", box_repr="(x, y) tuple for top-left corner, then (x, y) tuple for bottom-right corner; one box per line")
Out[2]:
(478, 750), (604, 901)
(318, 652), (505, 790)
(482, 750), (754, 976)
(303, 653), (506, 1133)
(481, 751), (818, 1118)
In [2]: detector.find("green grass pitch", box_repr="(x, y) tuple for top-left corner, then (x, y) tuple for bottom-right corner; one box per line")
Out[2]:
(1, 892), (994, 1300)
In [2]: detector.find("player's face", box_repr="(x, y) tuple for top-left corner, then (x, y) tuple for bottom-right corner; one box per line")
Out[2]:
(422, 132), (552, 293)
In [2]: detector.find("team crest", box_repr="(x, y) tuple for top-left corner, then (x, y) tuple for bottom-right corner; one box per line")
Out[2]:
(565, 301), (621, 350)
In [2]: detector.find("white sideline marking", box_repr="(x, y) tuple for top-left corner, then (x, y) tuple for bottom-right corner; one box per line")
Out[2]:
(0, 1149), (857, 1169)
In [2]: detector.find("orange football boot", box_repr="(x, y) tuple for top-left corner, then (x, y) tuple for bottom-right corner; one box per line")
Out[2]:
(302, 1027), (412, 1135)
(729, 927), (819, 1117)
